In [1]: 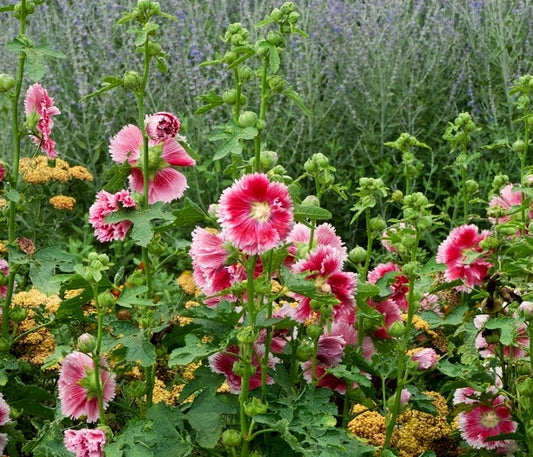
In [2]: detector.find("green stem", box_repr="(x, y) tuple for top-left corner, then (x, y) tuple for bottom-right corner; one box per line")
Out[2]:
(461, 139), (469, 225)
(254, 58), (269, 172)
(233, 67), (242, 125)
(2, 5), (28, 340)
(92, 286), (107, 426)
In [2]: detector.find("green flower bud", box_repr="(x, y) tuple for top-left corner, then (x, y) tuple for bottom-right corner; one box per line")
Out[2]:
(416, 215), (433, 231)
(479, 235), (500, 250)
(123, 70), (142, 92)
(465, 179), (479, 195)
(304, 158), (317, 173)
(10, 306), (28, 323)
(222, 89), (238, 105)
(256, 119), (266, 131)
(98, 290), (116, 308)
(0, 272), (7, 287)
(517, 378), (533, 397)
(270, 8), (283, 21)
(369, 216), (387, 232)
(512, 139), (525, 154)
(288, 11), (300, 24)
(267, 31), (284, 47)
(391, 189), (403, 202)
(77, 333), (96, 353)
(306, 323), (322, 339)
(237, 65), (253, 81)
(317, 170), (334, 186)
(402, 261), (421, 278)
(232, 360), (247, 377)
(238, 110), (258, 128)
(296, 342), (314, 361)
(302, 195), (320, 206)
(221, 429), (242, 447)
(244, 397), (268, 416)
(145, 40), (162, 56)
(348, 246), (367, 264)
(313, 153), (329, 168)
(255, 41), (270, 58)
(237, 326), (258, 344)
(0, 74), (16, 92)
(281, 2), (295, 14)
(496, 223), (519, 236)
(387, 321), (406, 338)
(268, 75), (286, 92)
(222, 50), (237, 65)
(0, 337), (10, 353)
(259, 150), (278, 171)
(231, 32), (247, 47)
(227, 23), (243, 34)
(126, 380), (149, 398)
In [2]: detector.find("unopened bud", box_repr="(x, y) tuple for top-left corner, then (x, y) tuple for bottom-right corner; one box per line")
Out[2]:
(123, 70), (142, 92)
(77, 333), (96, 353)
(0, 74), (15, 92)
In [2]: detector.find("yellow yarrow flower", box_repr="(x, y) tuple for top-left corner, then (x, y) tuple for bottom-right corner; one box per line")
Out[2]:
(49, 195), (76, 210)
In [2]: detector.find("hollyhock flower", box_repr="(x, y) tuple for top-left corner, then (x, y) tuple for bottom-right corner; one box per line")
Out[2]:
(24, 83), (60, 159)
(217, 173), (293, 255)
(0, 433), (7, 455)
(58, 351), (116, 423)
(208, 344), (277, 394)
(457, 396), (518, 451)
(291, 244), (356, 324)
(109, 124), (195, 204)
(367, 262), (409, 311)
(0, 393), (10, 426)
(89, 189), (136, 242)
(368, 298), (403, 339)
(286, 222), (346, 262)
(64, 428), (106, 457)
(488, 183), (533, 225)
(0, 163), (5, 182)
(0, 259), (9, 299)
(145, 111), (180, 141)
(408, 347), (439, 370)
(436, 224), (493, 292)
(453, 387), (481, 406)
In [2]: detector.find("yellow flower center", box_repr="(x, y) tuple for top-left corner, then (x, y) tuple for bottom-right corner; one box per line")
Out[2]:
(480, 410), (499, 428)
(250, 201), (271, 223)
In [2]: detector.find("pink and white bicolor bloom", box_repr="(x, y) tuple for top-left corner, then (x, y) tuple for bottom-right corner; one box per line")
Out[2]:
(0, 433), (7, 456)
(436, 224), (493, 292)
(109, 123), (195, 204)
(367, 262), (409, 311)
(24, 83), (60, 159)
(488, 182), (533, 225)
(0, 259), (9, 299)
(217, 173), (293, 255)
(58, 351), (116, 423)
(89, 189), (136, 242)
(145, 111), (180, 142)
(410, 347), (439, 370)
(64, 428), (106, 457)
(0, 393), (10, 426)
(286, 222), (346, 263)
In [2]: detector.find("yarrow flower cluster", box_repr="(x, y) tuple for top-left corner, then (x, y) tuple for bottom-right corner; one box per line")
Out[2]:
(58, 351), (116, 423)
(24, 83), (60, 159)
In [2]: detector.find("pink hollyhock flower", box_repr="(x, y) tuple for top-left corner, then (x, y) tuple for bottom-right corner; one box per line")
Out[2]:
(0, 433), (7, 455)
(0, 393), (10, 426)
(58, 351), (116, 423)
(0, 163), (5, 182)
(453, 387), (482, 406)
(436, 224), (493, 292)
(400, 389), (411, 405)
(291, 245), (357, 324)
(89, 189), (136, 242)
(208, 344), (277, 394)
(24, 83), (60, 159)
(109, 124), (195, 204)
(0, 259), (9, 299)
(488, 183), (533, 225)
(286, 222), (346, 262)
(380, 222), (408, 253)
(409, 347), (439, 370)
(457, 396), (518, 451)
(217, 173), (293, 255)
(145, 111), (180, 141)
(64, 428), (106, 457)
(367, 298), (403, 339)
(367, 262), (409, 311)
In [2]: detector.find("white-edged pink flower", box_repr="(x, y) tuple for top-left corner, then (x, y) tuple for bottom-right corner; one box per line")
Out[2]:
(291, 244), (357, 324)
(488, 183), (533, 225)
(145, 111), (180, 141)
(436, 224), (493, 291)
(109, 124), (195, 204)
(217, 173), (293, 255)
(457, 396), (517, 451)
(58, 351), (116, 423)
(24, 83), (60, 159)
(0, 259), (9, 299)
(208, 344), (277, 394)
(0, 433), (7, 455)
(286, 222), (346, 262)
(368, 298), (403, 339)
(89, 189), (136, 242)
(367, 262), (409, 311)
(409, 347), (439, 370)
(0, 393), (10, 426)
(64, 428), (106, 457)
(453, 387), (481, 406)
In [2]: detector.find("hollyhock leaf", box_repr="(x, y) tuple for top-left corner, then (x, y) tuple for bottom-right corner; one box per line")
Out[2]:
(80, 77), (124, 101)
(168, 334), (217, 367)
(293, 203), (332, 221)
(116, 286), (152, 308)
(34, 43), (66, 59)
(195, 90), (225, 115)
(103, 162), (132, 193)
(21, 418), (72, 457)
(158, 198), (208, 229)
(327, 365), (372, 388)
(282, 87), (312, 118)
(484, 317), (517, 346)
(120, 333), (156, 367)
(145, 403), (193, 456)
(25, 51), (46, 81)
(407, 387), (438, 415)
(156, 56), (168, 73)
(29, 246), (75, 295)
(269, 44), (280, 73)
(279, 265), (321, 298)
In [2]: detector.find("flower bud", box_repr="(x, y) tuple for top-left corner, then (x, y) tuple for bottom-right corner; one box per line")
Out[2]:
(306, 323), (322, 339)
(145, 40), (162, 56)
(10, 306), (28, 323)
(237, 65), (252, 81)
(296, 342), (314, 361)
(391, 189), (403, 202)
(222, 89), (238, 105)
(517, 378), (533, 397)
(77, 333), (96, 353)
(288, 11), (300, 24)
(479, 235), (500, 250)
(313, 153), (330, 169)
(270, 8), (283, 21)
(304, 158), (317, 173)
(232, 360), (247, 377)
(244, 397), (268, 416)
(465, 179), (479, 194)
(496, 223), (519, 236)
(302, 195), (319, 206)
(0, 74), (15, 92)
(145, 112), (180, 141)
(123, 70), (142, 92)
(238, 110), (258, 128)
(125, 380), (148, 398)
(387, 321), (406, 338)
(237, 326), (258, 344)
(267, 31), (284, 47)
(259, 150), (278, 171)
(255, 41), (271, 58)
(368, 216), (386, 232)
(267, 75), (286, 92)
(0, 337), (10, 353)
(512, 139), (525, 154)
(221, 429), (242, 447)
(348, 246), (367, 264)
(281, 2), (295, 14)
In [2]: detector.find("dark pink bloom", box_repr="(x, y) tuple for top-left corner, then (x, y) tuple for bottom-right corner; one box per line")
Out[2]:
(453, 387), (481, 406)
(64, 428), (106, 457)
(0, 393), (10, 426)
(488, 183), (533, 224)
(145, 111), (180, 141)
(367, 262), (409, 311)
(109, 124), (195, 204)
(24, 83), (60, 159)
(58, 351), (116, 423)
(208, 344), (277, 394)
(217, 173), (293, 255)
(436, 224), (493, 292)
(89, 189), (136, 242)
(0, 259), (8, 299)
(0, 163), (5, 182)
(410, 347), (438, 370)
(368, 298), (403, 339)
(291, 245), (356, 324)
(286, 222), (346, 262)
(458, 396), (517, 451)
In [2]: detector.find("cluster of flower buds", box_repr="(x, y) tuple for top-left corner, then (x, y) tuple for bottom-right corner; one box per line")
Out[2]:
(269, 2), (301, 34)
(223, 22), (249, 48)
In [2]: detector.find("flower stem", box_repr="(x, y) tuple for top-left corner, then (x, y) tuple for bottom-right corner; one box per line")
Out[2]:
(254, 58), (269, 172)
(92, 286), (107, 426)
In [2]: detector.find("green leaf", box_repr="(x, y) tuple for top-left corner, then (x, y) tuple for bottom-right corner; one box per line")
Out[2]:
(116, 286), (153, 308)
(80, 75), (124, 101)
(22, 418), (72, 457)
(29, 246), (74, 295)
(484, 316), (519, 346)
(282, 87), (312, 118)
(120, 333), (157, 366)
(194, 90), (225, 115)
(168, 334), (217, 367)
(269, 44), (280, 73)
(210, 124), (258, 160)
(103, 162), (132, 193)
(157, 198), (208, 230)
(146, 403), (193, 457)
(293, 203), (332, 221)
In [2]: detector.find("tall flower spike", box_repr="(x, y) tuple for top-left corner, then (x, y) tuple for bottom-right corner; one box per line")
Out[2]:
(24, 83), (60, 159)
